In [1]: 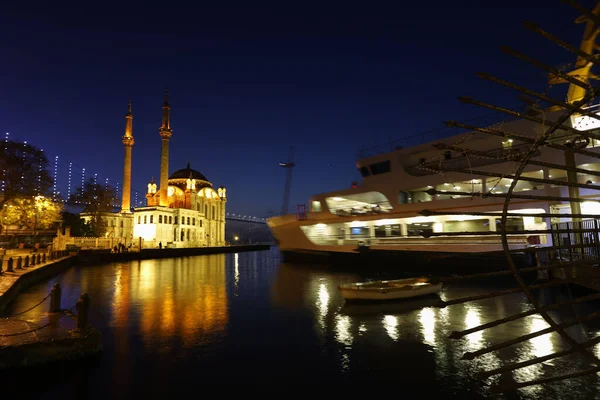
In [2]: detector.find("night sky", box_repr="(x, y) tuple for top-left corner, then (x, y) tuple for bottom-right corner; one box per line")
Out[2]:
(1, 1), (595, 217)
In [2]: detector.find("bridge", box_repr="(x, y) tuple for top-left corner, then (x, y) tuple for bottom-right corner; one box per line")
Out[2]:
(225, 214), (267, 224)
(3, 132), (270, 226)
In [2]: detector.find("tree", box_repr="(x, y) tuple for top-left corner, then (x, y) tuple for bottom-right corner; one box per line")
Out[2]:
(1, 195), (62, 232)
(69, 178), (117, 237)
(0, 140), (53, 204)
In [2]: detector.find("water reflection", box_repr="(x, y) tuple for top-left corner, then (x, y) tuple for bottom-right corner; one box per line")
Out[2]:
(334, 314), (353, 346)
(528, 315), (554, 359)
(383, 315), (399, 341)
(317, 283), (330, 331)
(419, 308), (436, 347)
(108, 255), (228, 348)
(234, 253), (239, 295)
(464, 304), (484, 351)
(9, 251), (600, 398)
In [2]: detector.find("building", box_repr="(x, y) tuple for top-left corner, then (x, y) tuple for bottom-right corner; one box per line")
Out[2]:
(80, 90), (227, 249)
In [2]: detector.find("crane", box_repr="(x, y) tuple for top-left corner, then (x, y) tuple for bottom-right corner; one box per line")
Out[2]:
(279, 146), (295, 215)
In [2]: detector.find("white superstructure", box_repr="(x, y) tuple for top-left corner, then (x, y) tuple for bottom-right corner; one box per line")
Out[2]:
(268, 110), (600, 259)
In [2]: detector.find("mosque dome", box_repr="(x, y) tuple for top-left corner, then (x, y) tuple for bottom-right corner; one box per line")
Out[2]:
(169, 162), (209, 182)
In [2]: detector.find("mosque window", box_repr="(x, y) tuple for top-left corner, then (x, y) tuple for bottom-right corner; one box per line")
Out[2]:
(169, 216), (172, 224)
(174, 216), (178, 224)
(159, 215), (163, 223)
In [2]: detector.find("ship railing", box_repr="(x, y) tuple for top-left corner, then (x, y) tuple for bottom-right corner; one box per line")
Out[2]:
(304, 233), (546, 247)
(404, 142), (538, 177)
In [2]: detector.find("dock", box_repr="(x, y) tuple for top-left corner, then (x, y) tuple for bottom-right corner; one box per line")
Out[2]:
(0, 308), (101, 369)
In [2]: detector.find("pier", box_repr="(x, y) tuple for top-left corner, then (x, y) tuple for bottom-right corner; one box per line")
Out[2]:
(0, 281), (101, 369)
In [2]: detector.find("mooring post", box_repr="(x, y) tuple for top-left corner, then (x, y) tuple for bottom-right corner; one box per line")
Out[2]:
(50, 282), (62, 312)
(42, 253), (46, 263)
(76, 293), (91, 331)
(24, 255), (29, 268)
(6, 257), (14, 272)
(16, 257), (22, 269)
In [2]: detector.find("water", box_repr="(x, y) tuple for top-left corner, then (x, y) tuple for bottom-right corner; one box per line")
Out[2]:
(5, 247), (600, 398)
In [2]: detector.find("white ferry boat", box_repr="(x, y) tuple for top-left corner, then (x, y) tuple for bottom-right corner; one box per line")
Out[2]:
(268, 6), (600, 272)
(267, 107), (600, 271)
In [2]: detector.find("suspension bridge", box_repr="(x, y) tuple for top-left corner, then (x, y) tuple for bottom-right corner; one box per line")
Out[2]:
(1, 132), (269, 225)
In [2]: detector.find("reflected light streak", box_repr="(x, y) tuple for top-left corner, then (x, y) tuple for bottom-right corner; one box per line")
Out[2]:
(528, 315), (553, 358)
(513, 315), (555, 395)
(315, 283), (330, 332)
(419, 308), (436, 347)
(383, 315), (399, 341)
(464, 305), (483, 351)
(234, 253), (239, 293)
(334, 315), (353, 346)
(359, 323), (367, 334)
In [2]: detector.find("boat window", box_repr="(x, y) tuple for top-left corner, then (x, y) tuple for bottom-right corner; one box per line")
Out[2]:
(358, 166), (370, 177)
(410, 188), (432, 202)
(311, 201), (322, 212)
(398, 191), (409, 204)
(325, 191), (392, 216)
(369, 160), (391, 175)
(407, 222), (433, 237)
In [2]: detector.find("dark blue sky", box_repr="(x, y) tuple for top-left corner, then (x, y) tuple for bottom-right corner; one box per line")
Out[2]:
(0, 1), (595, 216)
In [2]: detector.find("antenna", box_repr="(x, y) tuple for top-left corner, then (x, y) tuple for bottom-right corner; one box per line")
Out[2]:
(279, 146), (296, 215)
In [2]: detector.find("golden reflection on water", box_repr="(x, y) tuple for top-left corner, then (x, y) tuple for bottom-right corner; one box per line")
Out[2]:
(512, 314), (557, 395)
(464, 304), (483, 351)
(334, 314), (353, 346)
(234, 253), (239, 294)
(383, 315), (399, 341)
(528, 315), (554, 359)
(317, 283), (330, 331)
(419, 308), (436, 347)
(106, 254), (228, 348)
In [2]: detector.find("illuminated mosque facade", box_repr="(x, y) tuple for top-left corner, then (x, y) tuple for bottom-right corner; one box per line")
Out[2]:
(86, 91), (227, 248)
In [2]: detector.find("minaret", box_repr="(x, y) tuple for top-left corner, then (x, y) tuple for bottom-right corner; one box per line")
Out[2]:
(121, 100), (134, 213)
(158, 89), (172, 207)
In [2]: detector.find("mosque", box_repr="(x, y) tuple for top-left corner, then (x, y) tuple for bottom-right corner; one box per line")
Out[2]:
(82, 90), (227, 248)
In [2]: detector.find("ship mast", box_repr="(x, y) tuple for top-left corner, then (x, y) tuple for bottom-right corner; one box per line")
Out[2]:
(550, 2), (600, 220)
(551, 2), (600, 105)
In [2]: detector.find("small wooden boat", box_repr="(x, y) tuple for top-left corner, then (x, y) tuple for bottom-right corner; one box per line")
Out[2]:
(338, 277), (442, 302)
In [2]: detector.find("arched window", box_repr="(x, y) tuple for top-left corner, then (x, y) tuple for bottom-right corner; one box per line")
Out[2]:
(204, 205), (208, 217)
(159, 215), (163, 223)
(212, 206), (215, 219)
(169, 216), (172, 224)
(192, 218), (195, 225)
(150, 215), (153, 223)
(144, 216), (147, 224)
(187, 217), (190, 225)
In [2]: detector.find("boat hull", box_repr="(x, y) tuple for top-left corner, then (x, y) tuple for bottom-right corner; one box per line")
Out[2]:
(339, 282), (443, 302)
(280, 247), (535, 275)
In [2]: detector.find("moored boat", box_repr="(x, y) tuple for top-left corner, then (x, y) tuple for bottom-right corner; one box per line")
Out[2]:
(338, 277), (443, 302)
